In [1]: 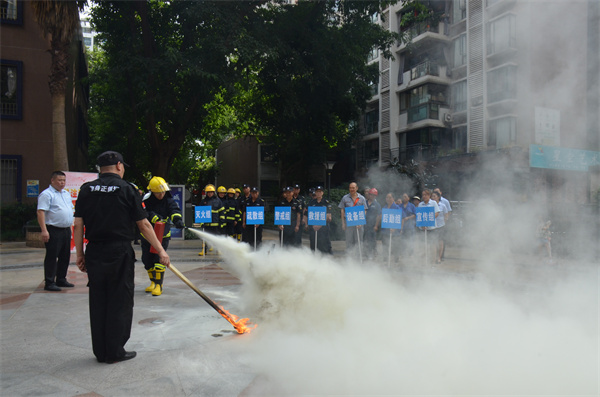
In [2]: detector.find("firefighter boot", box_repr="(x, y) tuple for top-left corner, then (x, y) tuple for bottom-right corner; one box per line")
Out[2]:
(151, 264), (166, 296)
(145, 268), (156, 293)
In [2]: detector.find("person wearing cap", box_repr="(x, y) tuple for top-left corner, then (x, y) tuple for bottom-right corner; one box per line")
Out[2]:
(364, 187), (382, 259)
(242, 187), (266, 248)
(277, 186), (301, 246)
(338, 182), (367, 252)
(292, 184), (305, 247)
(74, 151), (170, 364)
(141, 176), (184, 296)
(411, 195), (421, 207)
(37, 170), (75, 292)
(233, 187), (244, 242)
(304, 185), (333, 254)
(198, 184), (224, 255)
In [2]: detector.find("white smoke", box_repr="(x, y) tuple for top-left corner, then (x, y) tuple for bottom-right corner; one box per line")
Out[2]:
(187, 228), (598, 396)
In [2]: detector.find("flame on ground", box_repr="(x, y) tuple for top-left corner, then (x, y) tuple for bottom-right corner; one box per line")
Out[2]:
(219, 306), (257, 334)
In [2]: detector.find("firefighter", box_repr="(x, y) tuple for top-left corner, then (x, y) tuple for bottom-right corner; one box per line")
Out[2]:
(225, 188), (240, 238)
(242, 187), (266, 248)
(217, 186), (228, 235)
(142, 176), (184, 296)
(198, 184), (224, 255)
(235, 185), (249, 242)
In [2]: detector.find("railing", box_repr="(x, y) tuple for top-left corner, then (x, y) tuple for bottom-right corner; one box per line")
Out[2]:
(408, 103), (439, 123)
(408, 20), (439, 37)
(410, 61), (439, 80)
(390, 144), (438, 163)
(365, 120), (379, 135)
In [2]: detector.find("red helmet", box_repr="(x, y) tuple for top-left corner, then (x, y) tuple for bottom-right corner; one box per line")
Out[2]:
(369, 188), (378, 196)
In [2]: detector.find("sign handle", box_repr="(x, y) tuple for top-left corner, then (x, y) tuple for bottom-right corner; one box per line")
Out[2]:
(315, 229), (318, 251)
(425, 229), (428, 265)
(357, 227), (363, 264)
(254, 226), (257, 251)
(280, 227), (283, 247)
(388, 229), (392, 268)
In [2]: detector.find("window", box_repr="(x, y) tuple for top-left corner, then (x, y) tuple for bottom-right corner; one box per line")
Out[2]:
(487, 65), (517, 103)
(367, 47), (379, 63)
(452, 126), (467, 150)
(453, 34), (467, 67)
(365, 110), (379, 134)
(0, 155), (21, 203)
(452, 80), (467, 112)
(1, 60), (23, 119)
(0, 0), (22, 25)
(488, 117), (516, 147)
(452, 0), (466, 23)
(487, 14), (516, 55)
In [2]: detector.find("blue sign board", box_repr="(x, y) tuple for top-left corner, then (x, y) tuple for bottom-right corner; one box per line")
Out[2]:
(415, 207), (436, 228)
(344, 205), (366, 227)
(194, 206), (212, 223)
(274, 206), (291, 226)
(530, 144), (600, 172)
(381, 208), (403, 230)
(170, 185), (184, 239)
(246, 206), (265, 225)
(26, 180), (39, 198)
(307, 206), (327, 226)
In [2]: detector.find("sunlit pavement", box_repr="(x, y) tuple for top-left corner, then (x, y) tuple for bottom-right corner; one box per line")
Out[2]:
(0, 230), (594, 396)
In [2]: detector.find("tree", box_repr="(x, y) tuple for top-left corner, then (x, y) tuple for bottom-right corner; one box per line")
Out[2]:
(31, 0), (86, 171)
(235, 0), (398, 185)
(88, 1), (264, 184)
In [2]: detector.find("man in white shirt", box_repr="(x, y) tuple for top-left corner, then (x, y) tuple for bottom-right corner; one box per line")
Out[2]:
(37, 171), (74, 291)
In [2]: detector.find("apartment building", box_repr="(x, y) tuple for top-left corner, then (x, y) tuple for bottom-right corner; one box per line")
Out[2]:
(360, 0), (599, 203)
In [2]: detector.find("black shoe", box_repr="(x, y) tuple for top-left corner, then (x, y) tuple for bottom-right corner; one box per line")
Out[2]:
(106, 351), (136, 364)
(56, 280), (74, 288)
(44, 284), (62, 292)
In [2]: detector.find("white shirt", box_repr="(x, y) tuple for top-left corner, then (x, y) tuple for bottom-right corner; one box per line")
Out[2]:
(418, 199), (440, 230)
(37, 185), (74, 227)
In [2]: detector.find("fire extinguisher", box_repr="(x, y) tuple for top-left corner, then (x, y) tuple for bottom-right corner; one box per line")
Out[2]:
(150, 221), (165, 253)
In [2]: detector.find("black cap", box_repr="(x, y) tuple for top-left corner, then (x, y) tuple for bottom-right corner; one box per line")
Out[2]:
(283, 186), (293, 192)
(243, 184), (250, 188)
(97, 151), (129, 167)
(315, 185), (324, 191)
(251, 186), (259, 192)
(293, 184), (300, 189)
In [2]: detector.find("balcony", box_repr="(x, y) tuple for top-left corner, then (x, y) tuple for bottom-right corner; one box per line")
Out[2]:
(365, 120), (379, 135)
(410, 61), (439, 80)
(390, 144), (439, 163)
(408, 103), (439, 124)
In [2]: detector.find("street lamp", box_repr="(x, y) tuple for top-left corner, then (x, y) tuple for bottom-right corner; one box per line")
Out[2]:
(324, 161), (336, 200)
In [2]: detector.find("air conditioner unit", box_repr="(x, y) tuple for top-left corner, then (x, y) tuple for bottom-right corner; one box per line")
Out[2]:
(444, 113), (452, 123)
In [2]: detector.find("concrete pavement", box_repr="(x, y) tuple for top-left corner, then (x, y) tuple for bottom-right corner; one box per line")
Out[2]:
(1, 229), (594, 396)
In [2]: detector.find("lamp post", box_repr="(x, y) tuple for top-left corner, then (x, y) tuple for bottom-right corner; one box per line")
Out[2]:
(324, 161), (336, 200)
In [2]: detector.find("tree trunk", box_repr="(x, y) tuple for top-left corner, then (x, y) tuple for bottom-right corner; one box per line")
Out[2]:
(51, 94), (69, 171)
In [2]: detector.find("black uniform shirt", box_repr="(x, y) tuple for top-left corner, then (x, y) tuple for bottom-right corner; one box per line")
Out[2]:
(277, 197), (301, 225)
(143, 192), (182, 238)
(74, 172), (147, 242)
(307, 198), (332, 214)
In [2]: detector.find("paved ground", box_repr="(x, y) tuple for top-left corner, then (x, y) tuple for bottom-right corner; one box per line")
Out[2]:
(0, 229), (596, 396)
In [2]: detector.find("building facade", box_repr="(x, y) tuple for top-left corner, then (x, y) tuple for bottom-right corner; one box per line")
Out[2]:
(359, 0), (599, 203)
(1, 0), (89, 204)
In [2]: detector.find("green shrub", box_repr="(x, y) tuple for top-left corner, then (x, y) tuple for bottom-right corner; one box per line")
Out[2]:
(0, 202), (37, 241)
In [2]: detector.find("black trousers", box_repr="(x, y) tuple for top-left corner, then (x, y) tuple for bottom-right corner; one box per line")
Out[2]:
(85, 240), (135, 362)
(309, 226), (332, 254)
(43, 225), (71, 286)
(243, 225), (262, 249)
(279, 223), (297, 246)
(141, 238), (170, 270)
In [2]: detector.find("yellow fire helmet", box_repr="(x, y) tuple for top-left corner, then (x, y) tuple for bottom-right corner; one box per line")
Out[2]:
(205, 184), (216, 192)
(235, 188), (241, 194)
(227, 188), (236, 194)
(147, 176), (170, 193)
(217, 186), (227, 193)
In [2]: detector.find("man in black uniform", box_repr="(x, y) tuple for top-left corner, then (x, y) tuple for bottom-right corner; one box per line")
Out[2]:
(277, 186), (302, 246)
(242, 187), (266, 249)
(304, 186), (333, 254)
(74, 151), (169, 364)
(292, 184), (305, 247)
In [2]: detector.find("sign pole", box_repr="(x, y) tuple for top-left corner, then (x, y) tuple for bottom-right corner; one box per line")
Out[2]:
(425, 229), (428, 265)
(254, 227), (257, 251)
(388, 230), (392, 268)
(315, 229), (318, 251)
(280, 228), (283, 247)
(357, 227), (363, 264)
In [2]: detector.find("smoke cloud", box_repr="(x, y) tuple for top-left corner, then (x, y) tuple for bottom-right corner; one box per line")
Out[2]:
(189, 229), (598, 396)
